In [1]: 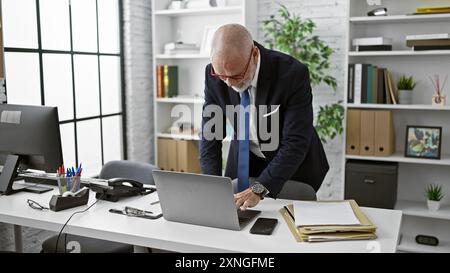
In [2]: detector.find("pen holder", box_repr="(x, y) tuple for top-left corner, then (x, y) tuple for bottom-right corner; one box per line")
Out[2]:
(49, 190), (89, 212)
(56, 176), (81, 195)
(69, 176), (81, 192)
(56, 176), (68, 195)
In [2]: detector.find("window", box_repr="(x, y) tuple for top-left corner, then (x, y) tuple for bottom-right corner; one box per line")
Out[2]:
(2, 0), (126, 176)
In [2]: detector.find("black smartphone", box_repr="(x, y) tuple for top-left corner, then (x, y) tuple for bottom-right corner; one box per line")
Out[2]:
(250, 217), (278, 235)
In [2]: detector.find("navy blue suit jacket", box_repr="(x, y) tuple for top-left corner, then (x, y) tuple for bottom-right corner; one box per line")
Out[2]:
(200, 42), (329, 197)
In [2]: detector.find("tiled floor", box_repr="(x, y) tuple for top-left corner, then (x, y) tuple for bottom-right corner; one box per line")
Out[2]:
(0, 223), (56, 253)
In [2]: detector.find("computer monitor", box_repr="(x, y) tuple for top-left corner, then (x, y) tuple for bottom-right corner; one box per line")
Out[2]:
(0, 104), (63, 195)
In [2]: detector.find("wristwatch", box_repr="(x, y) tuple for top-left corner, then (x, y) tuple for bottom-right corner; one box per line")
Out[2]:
(251, 182), (269, 200)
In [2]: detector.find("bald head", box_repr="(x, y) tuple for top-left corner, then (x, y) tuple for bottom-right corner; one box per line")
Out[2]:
(211, 24), (254, 62)
(210, 24), (258, 92)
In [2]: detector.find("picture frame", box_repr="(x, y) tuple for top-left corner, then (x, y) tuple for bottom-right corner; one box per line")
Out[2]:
(404, 125), (442, 160)
(200, 25), (220, 56)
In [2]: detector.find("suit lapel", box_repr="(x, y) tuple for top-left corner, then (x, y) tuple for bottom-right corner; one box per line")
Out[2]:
(255, 43), (272, 142)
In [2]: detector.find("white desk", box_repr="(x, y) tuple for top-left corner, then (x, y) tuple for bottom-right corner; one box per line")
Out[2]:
(0, 185), (402, 253)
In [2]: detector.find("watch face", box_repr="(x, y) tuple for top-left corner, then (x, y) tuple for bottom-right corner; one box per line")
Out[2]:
(252, 183), (264, 194)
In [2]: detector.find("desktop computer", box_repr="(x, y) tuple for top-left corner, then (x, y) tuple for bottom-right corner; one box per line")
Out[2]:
(0, 104), (63, 195)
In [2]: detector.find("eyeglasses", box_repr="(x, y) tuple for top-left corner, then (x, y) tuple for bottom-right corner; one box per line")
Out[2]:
(124, 206), (153, 217)
(211, 47), (254, 81)
(27, 199), (49, 210)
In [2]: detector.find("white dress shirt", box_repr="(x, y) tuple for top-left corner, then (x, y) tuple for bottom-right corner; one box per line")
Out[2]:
(240, 50), (265, 159)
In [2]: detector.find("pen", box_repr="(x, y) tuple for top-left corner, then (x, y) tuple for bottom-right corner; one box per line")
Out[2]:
(66, 168), (71, 190)
(284, 206), (295, 221)
(150, 200), (160, 205)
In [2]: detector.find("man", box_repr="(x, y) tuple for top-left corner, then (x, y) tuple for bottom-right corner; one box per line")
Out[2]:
(200, 24), (329, 210)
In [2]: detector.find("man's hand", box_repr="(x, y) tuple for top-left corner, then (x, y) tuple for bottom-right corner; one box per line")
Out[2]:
(234, 188), (261, 211)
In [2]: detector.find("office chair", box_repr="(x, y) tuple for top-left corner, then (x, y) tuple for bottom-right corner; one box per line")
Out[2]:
(232, 178), (317, 201)
(277, 180), (317, 201)
(41, 160), (159, 253)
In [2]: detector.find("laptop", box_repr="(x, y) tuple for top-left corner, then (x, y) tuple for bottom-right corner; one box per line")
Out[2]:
(152, 170), (261, 231)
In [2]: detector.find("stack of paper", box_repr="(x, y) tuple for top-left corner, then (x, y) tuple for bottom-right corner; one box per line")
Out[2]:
(280, 200), (377, 243)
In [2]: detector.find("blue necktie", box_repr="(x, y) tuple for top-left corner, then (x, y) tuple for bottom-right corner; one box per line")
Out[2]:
(238, 89), (250, 192)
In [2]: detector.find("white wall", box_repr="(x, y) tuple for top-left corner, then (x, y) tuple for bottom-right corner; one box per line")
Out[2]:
(123, 0), (154, 163)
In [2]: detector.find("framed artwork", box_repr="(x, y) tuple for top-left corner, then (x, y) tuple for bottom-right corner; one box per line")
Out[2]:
(405, 126), (442, 159)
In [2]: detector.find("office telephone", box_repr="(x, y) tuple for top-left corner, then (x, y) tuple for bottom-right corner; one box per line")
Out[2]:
(89, 177), (156, 202)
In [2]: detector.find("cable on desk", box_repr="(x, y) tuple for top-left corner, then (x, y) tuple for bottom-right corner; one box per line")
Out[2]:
(55, 194), (104, 253)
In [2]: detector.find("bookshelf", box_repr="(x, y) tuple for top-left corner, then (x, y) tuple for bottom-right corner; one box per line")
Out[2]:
(344, 0), (450, 253)
(151, 0), (258, 172)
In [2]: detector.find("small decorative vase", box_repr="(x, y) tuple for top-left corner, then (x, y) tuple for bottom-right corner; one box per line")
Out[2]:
(427, 200), (440, 211)
(398, 90), (413, 104)
(432, 95), (446, 106)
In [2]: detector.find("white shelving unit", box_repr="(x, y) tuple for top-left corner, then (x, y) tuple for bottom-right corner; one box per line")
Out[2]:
(151, 0), (258, 169)
(153, 6), (243, 17)
(347, 103), (450, 111)
(346, 153), (450, 166)
(350, 13), (450, 24)
(348, 50), (450, 56)
(344, 0), (450, 253)
(397, 235), (450, 253)
(396, 200), (450, 220)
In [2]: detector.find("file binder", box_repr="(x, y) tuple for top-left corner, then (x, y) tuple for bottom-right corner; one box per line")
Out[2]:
(360, 110), (375, 156)
(167, 139), (178, 171)
(280, 200), (377, 243)
(374, 111), (395, 156)
(177, 140), (201, 173)
(346, 110), (361, 155)
(157, 138), (170, 170)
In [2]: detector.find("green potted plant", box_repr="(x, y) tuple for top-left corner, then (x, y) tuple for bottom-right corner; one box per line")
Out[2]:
(425, 184), (445, 211)
(397, 75), (417, 105)
(262, 4), (343, 144)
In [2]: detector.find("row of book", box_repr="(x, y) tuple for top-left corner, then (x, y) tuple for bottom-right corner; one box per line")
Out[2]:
(156, 65), (179, 98)
(347, 64), (399, 105)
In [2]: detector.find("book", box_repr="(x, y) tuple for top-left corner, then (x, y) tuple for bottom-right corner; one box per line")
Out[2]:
(156, 65), (164, 98)
(356, 45), (392, 51)
(413, 45), (450, 51)
(168, 66), (179, 98)
(352, 37), (392, 46)
(353, 64), (362, 104)
(377, 68), (386, 104)
(407, 39), (450, 47)
(406, 33), (449, 40)
(361, 64), (368, 103)
(386, 70), (397, 104)
(164, 65), (169, 98)
(416, 6), (450, 14)
(383, 69), (392, 104)
(347, 64), (354, 103)
(366, 65), (373, 104)
(372, 66), (378, 104)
